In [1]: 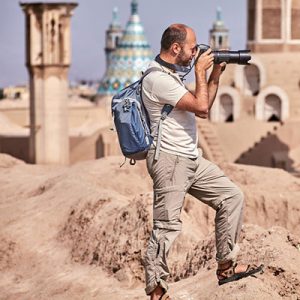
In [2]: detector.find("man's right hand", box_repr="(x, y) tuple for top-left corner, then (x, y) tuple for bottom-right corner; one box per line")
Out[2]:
(195, 48), (214, 73)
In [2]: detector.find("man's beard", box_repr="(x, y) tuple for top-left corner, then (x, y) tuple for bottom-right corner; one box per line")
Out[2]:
(176, 49), (192, 67)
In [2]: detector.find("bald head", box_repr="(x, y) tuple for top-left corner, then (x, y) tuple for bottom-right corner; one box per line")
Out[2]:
(160, 24), (192, 52)
(159, 24), (197, 66)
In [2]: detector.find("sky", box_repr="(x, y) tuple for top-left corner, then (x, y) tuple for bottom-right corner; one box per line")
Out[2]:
(0, 0), (247, 87)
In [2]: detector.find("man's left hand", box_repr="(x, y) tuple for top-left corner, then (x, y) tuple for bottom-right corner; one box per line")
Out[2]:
(213, 62), (226, 73)
(220, 62), (226, 72)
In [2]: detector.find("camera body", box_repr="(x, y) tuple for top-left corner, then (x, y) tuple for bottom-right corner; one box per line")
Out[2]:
(197, 44), (251, 65)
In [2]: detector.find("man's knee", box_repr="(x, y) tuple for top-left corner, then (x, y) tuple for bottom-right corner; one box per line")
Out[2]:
(232, 187), (244, 208)
(223, 187), (244, 217)
(216, 187), (244, 213)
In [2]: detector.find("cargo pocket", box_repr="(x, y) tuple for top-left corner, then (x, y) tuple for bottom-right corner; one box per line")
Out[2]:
(149, 153), (179, 189)
(164, 155), (179, 184)
(153, 185), (185, 222)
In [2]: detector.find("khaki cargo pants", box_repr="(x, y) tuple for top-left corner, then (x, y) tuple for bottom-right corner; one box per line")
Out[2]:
(144, 150), (244, 295)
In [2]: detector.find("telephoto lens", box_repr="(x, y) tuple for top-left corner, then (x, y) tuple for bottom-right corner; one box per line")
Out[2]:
(197, 44), (251, 65)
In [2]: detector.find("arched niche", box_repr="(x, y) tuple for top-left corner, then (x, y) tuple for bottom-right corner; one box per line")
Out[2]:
(234, 54), (266, 96)
(210, 86), (240, 122)
(220, 94), (234, 122)
(264, 94), (281, 121)
(256, 86), (289, 121)
(244, 64), (260, 96)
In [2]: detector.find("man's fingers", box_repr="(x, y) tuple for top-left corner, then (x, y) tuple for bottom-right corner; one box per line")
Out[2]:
(220, 62), (226, 71)
(203, 48), (212, 55)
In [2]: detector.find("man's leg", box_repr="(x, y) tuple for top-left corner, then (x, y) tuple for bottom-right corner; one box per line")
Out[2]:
(144, 225), (181, 297)
(187, 156), (244, 265)
(144, 151), (195, 297)
(188, 156), (263, 284)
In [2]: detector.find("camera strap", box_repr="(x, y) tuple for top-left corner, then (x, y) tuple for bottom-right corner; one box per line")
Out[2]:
(154, 55), (196, 81)
(154, 55), (190, 73)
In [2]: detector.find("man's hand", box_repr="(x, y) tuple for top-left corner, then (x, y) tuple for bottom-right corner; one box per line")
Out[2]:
(209, 62), (226, 81)
(212, 62), (226, 74)
(195, 48), (214, 73)
(220, 62), (226, 72)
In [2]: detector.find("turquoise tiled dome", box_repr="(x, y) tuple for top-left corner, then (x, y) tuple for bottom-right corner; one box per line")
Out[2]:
(98, 0), (153, 95)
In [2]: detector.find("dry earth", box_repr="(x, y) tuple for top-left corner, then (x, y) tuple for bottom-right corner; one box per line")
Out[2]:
(0, 154), (300, 300)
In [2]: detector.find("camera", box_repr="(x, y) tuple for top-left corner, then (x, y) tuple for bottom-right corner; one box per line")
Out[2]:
(197, 44), (251, 65)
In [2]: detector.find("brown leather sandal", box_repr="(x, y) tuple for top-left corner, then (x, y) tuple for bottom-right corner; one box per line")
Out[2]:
(159, 292), (171, 300)
(217, 261), (264, 286)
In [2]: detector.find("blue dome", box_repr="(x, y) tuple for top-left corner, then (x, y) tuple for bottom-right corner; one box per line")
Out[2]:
(98, 0), (153, 95)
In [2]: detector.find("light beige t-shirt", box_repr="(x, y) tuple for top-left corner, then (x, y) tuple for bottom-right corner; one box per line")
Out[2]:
(142, 60), (199, 158)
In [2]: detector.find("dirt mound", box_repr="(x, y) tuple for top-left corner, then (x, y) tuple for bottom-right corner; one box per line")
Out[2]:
(188, 225), (300, 300)
(0, 154), (300, 299)
(58, 192), (207, 286)
(223, 163), (300, 234)
(97, 224), (300, 300)
(0, 153), (25, 168)
(59, 194), (152, 285)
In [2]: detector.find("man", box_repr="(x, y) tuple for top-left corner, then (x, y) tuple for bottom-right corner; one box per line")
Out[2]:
(142, 24), (262, 300)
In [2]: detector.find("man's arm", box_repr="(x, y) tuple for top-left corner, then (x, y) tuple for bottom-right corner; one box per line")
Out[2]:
(207, 63), (226, 109)
(176, 49), (225, 118)
(176, 49), (214, 118)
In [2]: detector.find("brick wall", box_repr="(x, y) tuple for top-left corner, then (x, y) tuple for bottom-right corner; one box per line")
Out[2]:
(292, 1), (300, 39)
(262, 0), (281, 39)
(248, 0), (256, 41)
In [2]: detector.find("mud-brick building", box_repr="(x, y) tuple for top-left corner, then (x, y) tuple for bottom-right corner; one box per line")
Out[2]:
(198, 0), (300, 174)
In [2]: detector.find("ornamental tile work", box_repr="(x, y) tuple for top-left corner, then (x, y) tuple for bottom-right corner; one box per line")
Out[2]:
(98, 0), (153, 95)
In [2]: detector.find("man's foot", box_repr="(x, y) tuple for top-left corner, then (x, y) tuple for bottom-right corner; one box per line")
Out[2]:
(150, 286), (171, 300)
(217, 261), (264, 286)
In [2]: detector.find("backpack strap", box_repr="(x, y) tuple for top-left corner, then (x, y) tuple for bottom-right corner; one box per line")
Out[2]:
(154, 104), (173, 161)
(140, 66), (162, 81)
(140, 66), (175, 161)
(140, 67), (181, 161)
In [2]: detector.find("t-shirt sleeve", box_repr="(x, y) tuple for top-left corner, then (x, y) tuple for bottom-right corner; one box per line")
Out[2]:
(150, 72), (188, 106)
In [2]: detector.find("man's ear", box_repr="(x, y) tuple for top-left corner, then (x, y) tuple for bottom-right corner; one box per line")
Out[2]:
(171, 43), (181, 56)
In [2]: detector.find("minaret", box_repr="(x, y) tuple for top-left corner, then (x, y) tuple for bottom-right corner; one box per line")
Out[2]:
(20, 2), (77, 165)
(105, 7), (123, 69)
(247, 0), (300, 52)
(209, 6), (230, 50)
(98, 0), (153, 95)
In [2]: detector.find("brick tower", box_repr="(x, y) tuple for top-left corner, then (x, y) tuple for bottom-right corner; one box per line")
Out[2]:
(247, 0), (300, 52)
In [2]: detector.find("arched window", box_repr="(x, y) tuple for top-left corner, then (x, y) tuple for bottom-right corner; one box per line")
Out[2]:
(264, 94), (281, 121)
(115, 36), (120, 47)
(218, 36), (223, 46)
(220, 94), (234, 122)
(244, 64), (260, 96)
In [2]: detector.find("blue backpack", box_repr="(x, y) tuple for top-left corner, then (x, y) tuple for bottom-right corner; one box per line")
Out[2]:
(111, 67), (173, 165)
